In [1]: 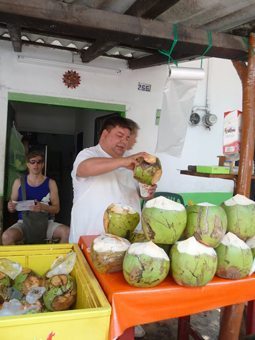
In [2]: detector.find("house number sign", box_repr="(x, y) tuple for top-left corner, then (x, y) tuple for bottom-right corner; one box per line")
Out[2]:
(138, 82), (151, 92)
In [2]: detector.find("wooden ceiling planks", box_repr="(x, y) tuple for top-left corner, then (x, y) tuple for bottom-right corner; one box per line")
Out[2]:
(0, 0), (248, 68)
(82, 0), (180, 63)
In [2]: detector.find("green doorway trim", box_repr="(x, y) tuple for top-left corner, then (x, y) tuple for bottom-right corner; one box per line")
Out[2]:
(8, 92), (126, 115)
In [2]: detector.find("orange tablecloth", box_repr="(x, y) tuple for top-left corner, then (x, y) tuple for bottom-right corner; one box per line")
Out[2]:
(79, 235), (255, 339)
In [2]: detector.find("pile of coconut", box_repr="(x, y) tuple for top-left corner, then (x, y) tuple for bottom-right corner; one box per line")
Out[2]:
(0, 252), (77, 315)
(91, 193), (255, 288)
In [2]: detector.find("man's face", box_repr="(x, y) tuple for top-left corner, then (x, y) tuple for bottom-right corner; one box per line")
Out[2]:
(127, 130), (138, 150)
(27, 156), (44, 175)
(100, 125), (131, 157)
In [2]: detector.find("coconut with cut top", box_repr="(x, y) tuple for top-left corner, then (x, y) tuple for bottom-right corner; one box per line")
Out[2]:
(13, 268), (45, 297)
(216, 232), (253, 279)
(91, 234), (131, 274)
(133, 153), (162, 185)
(185, 202), (227, 248)
(142, 196), (187, 244)
(129, 230), (147, 243)
(222, 194), (255, 240)
(0, 272), (11, 303)
(246, 235), (255, 257)
(123, 241), (170, 287)
(43, 274), (77, 311)
(170, 236), (217, 287)
(103, 203), (140, 238)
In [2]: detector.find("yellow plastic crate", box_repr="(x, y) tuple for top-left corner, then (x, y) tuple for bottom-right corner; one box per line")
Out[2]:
(0, 244), (111, 340)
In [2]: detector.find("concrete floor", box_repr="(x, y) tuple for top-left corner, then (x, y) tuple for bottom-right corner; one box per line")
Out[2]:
(138, 308), (251, 340)
(137, 309), (220, 340)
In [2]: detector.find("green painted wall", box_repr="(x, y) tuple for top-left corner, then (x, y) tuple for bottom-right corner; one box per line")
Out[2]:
(180, 192), (233, 205)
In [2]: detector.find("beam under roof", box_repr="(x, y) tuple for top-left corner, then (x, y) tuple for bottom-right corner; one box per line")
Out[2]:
(7, 23), (21, 52)
(0, 0), (248, 68)
(83, 0), (180, 63)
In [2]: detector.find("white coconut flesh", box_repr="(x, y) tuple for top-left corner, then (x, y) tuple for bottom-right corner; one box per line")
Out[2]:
(108, 203), (137, 215)
(176, 236), (216, 256)
(246, 236), (255, 249)
(127, 241), (169, 261)
(197, 202), (215, 207)
(220, 232), (250, 249)
(145, 196), (185, 211)
(93, 234), (130, 253)
(224, 194), (255, 206)
(143, 154), (157, 164)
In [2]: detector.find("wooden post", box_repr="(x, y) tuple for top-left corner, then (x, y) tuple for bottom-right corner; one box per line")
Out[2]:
(219, 33), (255, 340)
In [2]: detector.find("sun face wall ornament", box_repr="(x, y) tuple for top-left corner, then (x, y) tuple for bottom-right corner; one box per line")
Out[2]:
(62, 70), (81, 89)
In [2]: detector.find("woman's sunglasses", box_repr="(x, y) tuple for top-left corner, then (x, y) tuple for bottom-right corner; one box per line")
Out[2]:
(28, 159), (44, 165)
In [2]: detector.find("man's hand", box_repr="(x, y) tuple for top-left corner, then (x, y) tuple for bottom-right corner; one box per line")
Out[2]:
(8, 201), (17, 213)
(140, 184), (157, 200)
(121, 152), (149, 170)
(30, 200), (48, 213)
(146, 184), (157, 199)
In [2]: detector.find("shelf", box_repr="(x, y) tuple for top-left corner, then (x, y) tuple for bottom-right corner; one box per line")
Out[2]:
(180, 170), (238, 180)
(180, 170), (255, 180)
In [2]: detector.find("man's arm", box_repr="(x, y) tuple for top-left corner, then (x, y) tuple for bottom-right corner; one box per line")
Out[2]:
(31, 179), (60, 214)
(8, 178), (20, 213)
(77, 152), (147, 177)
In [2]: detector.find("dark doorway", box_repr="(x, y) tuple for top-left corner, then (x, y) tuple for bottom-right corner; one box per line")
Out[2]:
(76, 132), (83, 154)
(3, 99), (125, 232)
(94, 113), (120, 145)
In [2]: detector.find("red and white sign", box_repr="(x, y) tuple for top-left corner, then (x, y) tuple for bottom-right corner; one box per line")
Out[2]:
(223, 110), (242, 158)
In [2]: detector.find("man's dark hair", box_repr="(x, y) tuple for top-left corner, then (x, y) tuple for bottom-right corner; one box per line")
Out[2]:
(26, 150), (45, 162)
(99, 116), (134, 137)
(125, 118), (140, 134)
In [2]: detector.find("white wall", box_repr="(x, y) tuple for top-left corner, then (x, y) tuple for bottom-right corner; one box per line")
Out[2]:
(0, 41), (242, 196)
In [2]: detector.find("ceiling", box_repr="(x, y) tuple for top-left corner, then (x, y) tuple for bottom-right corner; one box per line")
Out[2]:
(0, 0), (255, 69)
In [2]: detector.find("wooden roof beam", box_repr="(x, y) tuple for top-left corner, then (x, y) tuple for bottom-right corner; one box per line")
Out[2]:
(81, 0), (180, 63)
(0, 1), (248, 65)
(7, 23), (21, 52)
(80, 40), (116, 63)
(125, 0), (180, 19)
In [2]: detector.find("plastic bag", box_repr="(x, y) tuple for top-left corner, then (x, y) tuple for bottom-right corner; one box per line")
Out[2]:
(46, 251), (76, 278)
(26, 287), (46, 304)
(8, 126), (26, 171)
(0, 299), (41, 316)
(6, 126), (27, 199)
(0, 258), (22, 280)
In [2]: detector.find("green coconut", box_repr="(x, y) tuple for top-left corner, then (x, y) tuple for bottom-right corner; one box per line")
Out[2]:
(222, 194), (255, 240)
(103, 203), (140, 238)
(13, 268), (45, 297)
(123, 241), (170, 287)
(185, 203), (227, 248)
(246, 236), (255, 257)
(142, 196), (187, 244)
(0, 272), (11, 303)
(43, 274), (77, 311)
(133, 154), (162, 185)
(129, 230), (147, 243)
(91, 234), (130, 273)
(216, 232), (253, 279)
(170, 236), (217, 287)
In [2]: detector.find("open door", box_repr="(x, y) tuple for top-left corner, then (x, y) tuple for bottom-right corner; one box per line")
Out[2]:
(94, 113), (120, 145)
